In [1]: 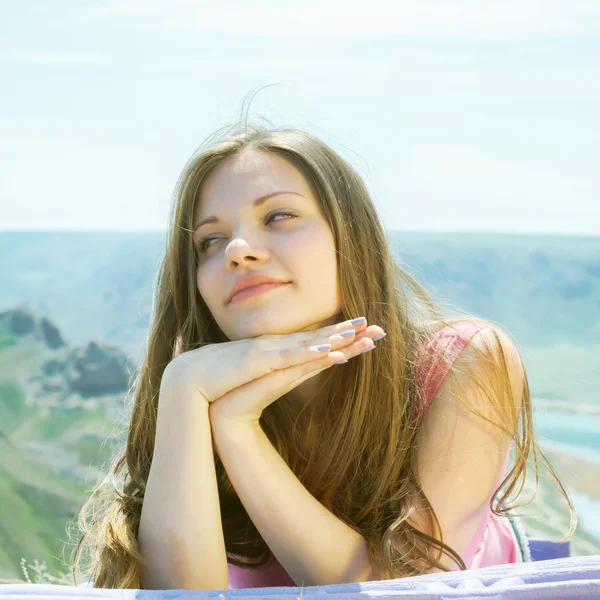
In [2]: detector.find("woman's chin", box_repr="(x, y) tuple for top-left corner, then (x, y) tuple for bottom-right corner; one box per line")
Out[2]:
(227, 314), (324, 339)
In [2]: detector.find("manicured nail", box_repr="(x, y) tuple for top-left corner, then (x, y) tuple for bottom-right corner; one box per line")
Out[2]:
(350, 317), (366, 325)
(373, 333), (386, 342)
(335, 359), (348, 364)
(317, 344), (331, 352)
(340, 330), (355, 338)
(361, 345), (376, 354)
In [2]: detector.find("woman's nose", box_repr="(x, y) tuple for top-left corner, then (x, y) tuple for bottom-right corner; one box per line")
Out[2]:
(224, 237), (269, 267)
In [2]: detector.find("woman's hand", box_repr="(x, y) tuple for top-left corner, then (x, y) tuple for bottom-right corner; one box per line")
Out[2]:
(165, 317), (384, 425)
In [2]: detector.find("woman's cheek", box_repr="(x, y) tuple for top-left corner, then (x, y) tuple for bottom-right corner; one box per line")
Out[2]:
(196, 265), (220, 307)
(287, 230), (337, 288)
(286, 224), (329, 255)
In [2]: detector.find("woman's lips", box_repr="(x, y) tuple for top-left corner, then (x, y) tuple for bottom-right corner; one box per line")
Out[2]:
(229, 282), (290, 304)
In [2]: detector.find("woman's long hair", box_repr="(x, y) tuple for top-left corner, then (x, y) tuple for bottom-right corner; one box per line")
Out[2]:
(68, 98), (576, 588)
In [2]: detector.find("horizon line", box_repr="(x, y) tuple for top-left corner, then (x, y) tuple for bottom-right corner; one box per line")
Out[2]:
(0, 228), (598, 239)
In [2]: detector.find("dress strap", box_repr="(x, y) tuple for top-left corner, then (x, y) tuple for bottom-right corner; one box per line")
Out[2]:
(416, 320), (491, 418)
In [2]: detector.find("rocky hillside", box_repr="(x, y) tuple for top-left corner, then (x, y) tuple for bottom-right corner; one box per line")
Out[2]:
(0, 306), (135, 581)
(0, 305), (135, 404)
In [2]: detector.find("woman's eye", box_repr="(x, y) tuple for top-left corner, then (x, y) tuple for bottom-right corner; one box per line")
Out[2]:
(268, 210), (297, 224)
(196, 236), (222, 253)
(196, 210), (298, 254)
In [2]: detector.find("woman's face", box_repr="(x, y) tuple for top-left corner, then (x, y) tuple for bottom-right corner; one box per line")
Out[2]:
(193, 149), (342, 341)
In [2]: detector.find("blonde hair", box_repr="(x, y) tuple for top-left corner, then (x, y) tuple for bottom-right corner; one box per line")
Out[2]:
(69, 94), (575, 588)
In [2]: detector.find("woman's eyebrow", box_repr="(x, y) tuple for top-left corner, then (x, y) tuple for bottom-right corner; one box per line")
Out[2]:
(193, 191), (304, 232)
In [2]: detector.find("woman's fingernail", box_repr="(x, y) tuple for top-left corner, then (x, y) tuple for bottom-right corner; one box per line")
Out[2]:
(340, 330), (355, 338)
(361, 345), (376, 354)
(317, 344), (331, 352)
(350, 317), (366, 325)
(335, 359), (348, 364)
(373, 333), (386, 341)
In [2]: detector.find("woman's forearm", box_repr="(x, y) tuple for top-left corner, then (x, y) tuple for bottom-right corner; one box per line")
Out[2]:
(211, 419), (375, 587)
(138, 375), (228, 590)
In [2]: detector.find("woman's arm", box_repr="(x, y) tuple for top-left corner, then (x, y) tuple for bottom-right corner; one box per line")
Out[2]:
(137, 318), (377, 589)
(211, 419), (375, 587)
(138, 371), (228, 590)
(411, 323), (525, 571)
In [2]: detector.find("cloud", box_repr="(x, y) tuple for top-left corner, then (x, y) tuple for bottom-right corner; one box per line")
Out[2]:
(0, 122), (171, 231)
(71, 0), (600, 39)
(0, 51), (109, 64)
(378, 143), (599, 234)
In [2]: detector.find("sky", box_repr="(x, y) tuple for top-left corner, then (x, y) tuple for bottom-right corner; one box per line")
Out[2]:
(1, 0), (599, 235)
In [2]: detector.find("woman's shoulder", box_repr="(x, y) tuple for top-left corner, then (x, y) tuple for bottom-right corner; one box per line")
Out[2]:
(415, 318), (494, 413)
(424, 318), (492, 346)
(416, 317), (492, 370)
(415, 317), (525, 422)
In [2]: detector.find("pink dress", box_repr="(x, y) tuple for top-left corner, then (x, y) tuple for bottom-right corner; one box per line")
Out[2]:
(228, 320), (521, 589)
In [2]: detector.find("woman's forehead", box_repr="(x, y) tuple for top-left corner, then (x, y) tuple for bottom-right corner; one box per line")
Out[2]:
(194, 154), (312, 221)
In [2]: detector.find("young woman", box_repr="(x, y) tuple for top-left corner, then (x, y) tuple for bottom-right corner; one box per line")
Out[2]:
(71, 119), (575, 591)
